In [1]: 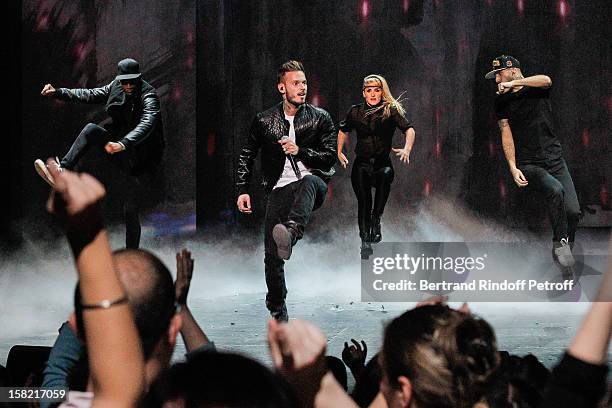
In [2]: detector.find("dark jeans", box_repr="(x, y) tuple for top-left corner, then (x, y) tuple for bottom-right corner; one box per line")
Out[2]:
(264, 175), (327, 312)
(61, 123), (147, 249)
(519, 158), (580, 242)
(351, 156), (394, 238)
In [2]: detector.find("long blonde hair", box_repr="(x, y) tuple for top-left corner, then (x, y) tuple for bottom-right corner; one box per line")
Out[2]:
(362, 74), (406, 119)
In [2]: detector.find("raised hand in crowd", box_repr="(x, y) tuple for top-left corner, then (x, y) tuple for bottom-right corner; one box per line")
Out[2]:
(47, 161), (144, 407)
(175, 248), (195, 305)
(540, 241), (612, 407)
(268, 319), (358, 408)
(175, 248), (212, 352)
(342, 339), (367, 381)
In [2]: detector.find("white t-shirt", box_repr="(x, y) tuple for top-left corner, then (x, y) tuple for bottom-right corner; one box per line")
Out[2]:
(273, 114), (312, 189)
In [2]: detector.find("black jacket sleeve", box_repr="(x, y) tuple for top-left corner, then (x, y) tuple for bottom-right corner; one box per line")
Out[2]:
(236, 115), (262, 196)
(296, 110), (337, 170)
(119, 92), (161, 149)
(392, 107), (413, 132)
(338, 106), (355, 133)
(54, 83), (112, 104)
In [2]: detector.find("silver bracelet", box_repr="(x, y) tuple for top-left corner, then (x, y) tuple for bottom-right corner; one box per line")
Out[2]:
(81, 295), (128, 310)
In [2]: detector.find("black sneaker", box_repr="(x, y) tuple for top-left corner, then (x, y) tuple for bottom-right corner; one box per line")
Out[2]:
(273, 223), (296, 260)
(270, 303), (289, 322)
(553, 238), (575, 267)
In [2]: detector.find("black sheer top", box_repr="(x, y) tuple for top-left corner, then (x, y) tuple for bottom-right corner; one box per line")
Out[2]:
(339, 103), (413, 159)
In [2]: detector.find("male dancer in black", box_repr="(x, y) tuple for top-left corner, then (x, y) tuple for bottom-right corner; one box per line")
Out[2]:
(236, 60), (336, 321)
(35, 58), (164, 249)
(487, 55), (579, 267)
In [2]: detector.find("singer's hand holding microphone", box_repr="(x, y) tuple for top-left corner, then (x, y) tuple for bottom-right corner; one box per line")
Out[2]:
(279, 137), (299, 155)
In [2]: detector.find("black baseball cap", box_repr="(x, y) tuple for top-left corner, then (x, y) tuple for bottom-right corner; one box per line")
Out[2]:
(485, 55), (521, 79)
(116, 58), (142, 81)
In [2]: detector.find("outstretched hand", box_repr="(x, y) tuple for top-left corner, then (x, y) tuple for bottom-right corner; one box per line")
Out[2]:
(175, 249), (194, 305)
(392, 147), (410, 164)
(338, 152), (349, 169)
(341, 339), (367, 372)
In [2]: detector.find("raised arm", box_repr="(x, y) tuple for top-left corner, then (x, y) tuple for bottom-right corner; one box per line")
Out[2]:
(47, 162), (144, 407)
(498, 75), (552, 94)
(49, 83), (112, 104)
(268, 319), (358, 408)
(568, 242), (612, 364)
(541, 241), (612, 407)
(511, 74), (552, 89)
(175, 249), (213, 353)
(499, 119), (528, 187)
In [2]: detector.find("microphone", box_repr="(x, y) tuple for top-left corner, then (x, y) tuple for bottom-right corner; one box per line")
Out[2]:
(281, 135), (302, 179)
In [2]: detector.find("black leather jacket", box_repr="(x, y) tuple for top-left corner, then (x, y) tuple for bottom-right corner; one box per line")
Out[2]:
(54, 79), (164, 175)
(236, 102), (337, 195)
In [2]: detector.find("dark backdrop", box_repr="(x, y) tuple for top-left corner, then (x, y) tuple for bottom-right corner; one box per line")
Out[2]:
(197, 0), (610, 232)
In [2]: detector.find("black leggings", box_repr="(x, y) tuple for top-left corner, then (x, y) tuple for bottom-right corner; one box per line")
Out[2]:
(351, 156), (394, 238)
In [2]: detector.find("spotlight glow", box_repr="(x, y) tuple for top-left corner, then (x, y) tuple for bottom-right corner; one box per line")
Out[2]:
(435, 139), (442, 158)
(558, 0), (569, 18)
(172, 87), (182, 101)
(488, 140), (496, 157)
(403, 0), (410, 13)
(600, 185), (609, 208)
(423, 179), (432, 196)
(499, 180), (507, 199)
(581, 129), (589, 147)
(361, 0), (370, 19)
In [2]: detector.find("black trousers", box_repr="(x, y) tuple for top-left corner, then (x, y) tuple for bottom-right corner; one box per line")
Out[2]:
(60, 123), (148, 249)
(519, 158), (580, 242)
(263, 175), (327, 312)
(351, 156), (394, 238)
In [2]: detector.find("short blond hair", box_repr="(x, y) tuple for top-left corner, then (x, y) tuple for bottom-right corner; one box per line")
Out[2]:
(277, 60), (305, 83)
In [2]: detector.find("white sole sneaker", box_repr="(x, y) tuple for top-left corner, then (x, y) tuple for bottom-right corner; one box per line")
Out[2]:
(34, 159), (55, 187)
(554, 244), (575, 267)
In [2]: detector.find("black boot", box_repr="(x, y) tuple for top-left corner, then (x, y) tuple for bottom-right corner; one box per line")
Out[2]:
(273, 220), (303, 260)
(361, 240), (373, 260)
(370, 215), (382, 243)
(360, 232), (373, 259)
